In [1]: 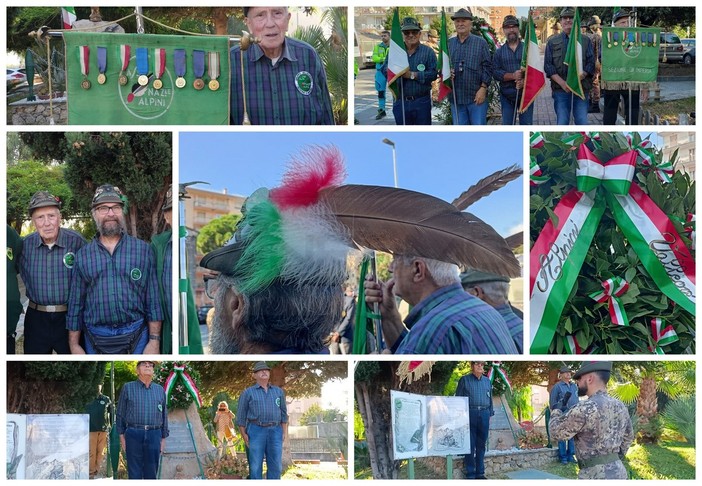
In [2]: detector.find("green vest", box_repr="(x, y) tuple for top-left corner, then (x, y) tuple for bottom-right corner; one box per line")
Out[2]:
(549, 33), (593, 92)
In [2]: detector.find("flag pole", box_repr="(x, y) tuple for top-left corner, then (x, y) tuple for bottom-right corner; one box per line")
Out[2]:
(401, 78), (406, 125)
(513, 88), (520, 125)
(451, 82), (458, 125)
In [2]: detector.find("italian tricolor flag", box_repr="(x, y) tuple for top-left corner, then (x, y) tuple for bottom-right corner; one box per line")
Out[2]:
(564, 8), (585, 100)
(386, 8), (409, 98)
(62, 7), (76, 29)
(519, 12), (545, 113)
(437, 10), (452, 101)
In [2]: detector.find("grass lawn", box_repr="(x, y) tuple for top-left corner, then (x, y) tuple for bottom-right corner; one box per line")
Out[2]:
(282, 463), (347, 480)
(355, 460), (438, 480)
(642, 97), (695, 125)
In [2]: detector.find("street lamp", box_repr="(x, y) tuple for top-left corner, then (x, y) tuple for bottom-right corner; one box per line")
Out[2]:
(381, 138), (398, 188)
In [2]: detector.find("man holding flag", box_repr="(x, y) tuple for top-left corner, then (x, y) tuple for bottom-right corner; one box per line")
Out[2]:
(492, 15), (533, 125)
(544, 7), (595, 125)
(448, 8), (492, 125)
(385, 14), (437, 125)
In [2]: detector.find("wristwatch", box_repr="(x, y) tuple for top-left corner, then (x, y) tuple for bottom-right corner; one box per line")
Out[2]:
(149, 334), (161, 341)
(410, 72), (416, 80)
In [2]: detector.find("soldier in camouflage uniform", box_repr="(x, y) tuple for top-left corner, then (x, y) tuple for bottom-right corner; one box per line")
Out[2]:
(549, 362), (634, 479)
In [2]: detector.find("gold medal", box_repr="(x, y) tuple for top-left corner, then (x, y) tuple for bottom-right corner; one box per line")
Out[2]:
(138, 75), (149, 86)
(153, 78), (163, 89)
(119, 74), (128, 86)
(97, 73), (106, 85)
(81, 79), (91, 90)
(193, 78), (205, 90)
(208, 79), (220, 91)
(175, 77), (186, 89)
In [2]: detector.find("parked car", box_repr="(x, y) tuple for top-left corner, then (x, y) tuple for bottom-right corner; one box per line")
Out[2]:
(659, 32), (684, 63)
(197, 305), (213, 325)
(6, 68), (26, 88)
(683, 47), (696, 65)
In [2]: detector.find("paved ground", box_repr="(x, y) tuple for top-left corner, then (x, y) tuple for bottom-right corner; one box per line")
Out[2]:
(354, 52), (695, 126)
(505, 468), (566, 479)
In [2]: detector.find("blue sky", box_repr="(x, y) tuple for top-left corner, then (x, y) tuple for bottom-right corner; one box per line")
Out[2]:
(179, 132), (524, 237)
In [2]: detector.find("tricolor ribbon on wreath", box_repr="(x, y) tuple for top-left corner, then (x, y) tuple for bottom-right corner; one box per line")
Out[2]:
(648, 318), (679, 354)
(164, 364), (203, 408)
(530, 139), (696, 354)
(487, 362), (512, 393)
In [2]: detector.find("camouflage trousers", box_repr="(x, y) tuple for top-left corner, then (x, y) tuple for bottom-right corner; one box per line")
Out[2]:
(578, 460), (628, 479)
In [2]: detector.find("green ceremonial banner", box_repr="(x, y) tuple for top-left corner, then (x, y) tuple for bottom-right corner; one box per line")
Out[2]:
(64, 32), (230, 124)
(601, 27), (660, 89)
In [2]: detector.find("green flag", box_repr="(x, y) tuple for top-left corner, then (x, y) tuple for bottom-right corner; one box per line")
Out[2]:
(64, 32), (230, 124)
(601, 27), (660, 89)
(564, 8), (585, 100)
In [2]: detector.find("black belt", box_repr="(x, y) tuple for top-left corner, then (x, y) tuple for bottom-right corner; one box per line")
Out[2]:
(402, 94), (429, 101)
(248, 421), (280, 427)
(469, 406), (490, 411)
(128, 424), (161, 430)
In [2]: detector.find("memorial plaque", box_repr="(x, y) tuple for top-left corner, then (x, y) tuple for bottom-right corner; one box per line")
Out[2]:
(427, 396), (471, 456)
(25, 414), (89, 480)
(163, 419), (197, 454)
(7, 414), (27, 480)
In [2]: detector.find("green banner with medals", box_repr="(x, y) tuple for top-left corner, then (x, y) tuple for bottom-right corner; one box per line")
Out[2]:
(64, 32), (230, 125)
(601, 27), (660, 90)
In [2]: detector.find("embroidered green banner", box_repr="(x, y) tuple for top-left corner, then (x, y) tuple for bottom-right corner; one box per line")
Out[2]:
(601, 27), (660, 89)
(64, 32), (230, 125)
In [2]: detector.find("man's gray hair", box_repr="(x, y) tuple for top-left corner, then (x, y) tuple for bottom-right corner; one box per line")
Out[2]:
(210, 273), (344, 354)
(476, 280), (509, 304)
(396, 255), (460, 287)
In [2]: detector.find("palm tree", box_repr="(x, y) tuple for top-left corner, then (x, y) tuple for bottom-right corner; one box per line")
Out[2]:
(291, 7), (348, 125)
(609, 361), (695, 442)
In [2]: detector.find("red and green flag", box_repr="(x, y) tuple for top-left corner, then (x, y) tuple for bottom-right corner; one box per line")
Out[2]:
(519, 12), (546, 113)
(386, 8), (409, 99)
(437, 10), (452, 101)
(564, 8), (586, 100)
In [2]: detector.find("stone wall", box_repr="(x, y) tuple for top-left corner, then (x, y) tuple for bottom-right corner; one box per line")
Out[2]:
(421, 447), (559, 479)
(9, 98), (68, 125)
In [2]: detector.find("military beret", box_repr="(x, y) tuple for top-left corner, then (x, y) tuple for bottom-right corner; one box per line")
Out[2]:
(28, 191), (61, 215)
(460, 269), (510, 287)
(401, 17), (421, 31)
(573, 361), (612, 379)
(560, 7), (576, 19)
(451, 8), (473, 21)
(92, 184), (125, 208)
(252, 361), (271, 372)
(502, 15), (520, 28)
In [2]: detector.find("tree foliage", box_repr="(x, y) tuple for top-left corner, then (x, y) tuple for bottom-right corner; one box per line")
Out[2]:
(196, 213), (241, 255)
(530, 132), (695, 354)
(17, 132), (172, 241)
(299, 403), (346, 425)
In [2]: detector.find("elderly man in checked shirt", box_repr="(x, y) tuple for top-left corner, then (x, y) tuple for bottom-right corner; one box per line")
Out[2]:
(455, 362), (494, 479)
(448, 8), (492, 125)
(19, 191), (86, 354)
(363, 254), (517, 354)
(67, 184), (163, 355)
(117, 361), (169, 479)
(229, 6), (334, 125)
(237, 362), (289, 479)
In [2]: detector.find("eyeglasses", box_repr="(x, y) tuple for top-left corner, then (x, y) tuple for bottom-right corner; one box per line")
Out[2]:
(95, 205), (122, 215)
(139, 362), (154, 368)
(204, 275), (221, 300)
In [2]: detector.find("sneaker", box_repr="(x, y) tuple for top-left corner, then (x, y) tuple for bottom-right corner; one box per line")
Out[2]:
(375, 110), (386, 120)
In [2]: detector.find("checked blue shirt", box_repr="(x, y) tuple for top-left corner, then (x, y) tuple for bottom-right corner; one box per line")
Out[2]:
(236, 384), (288, 427)
(455, 373), (494, 414)
(394, 284), (518, 355)
(384, 43), (437, 99)
(20, 228), (86, 305)
(448, 34), (492, 104)
(117, 379), (169, 438)
(492, 41), (525, 101)
(66, 233), (162, 331)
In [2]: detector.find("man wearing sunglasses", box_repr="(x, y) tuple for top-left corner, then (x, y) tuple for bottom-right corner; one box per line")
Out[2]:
(67, 184), (162, 354)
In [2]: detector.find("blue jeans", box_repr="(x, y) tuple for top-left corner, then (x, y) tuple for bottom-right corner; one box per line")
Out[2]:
(125, 428), (161, 479)
(393, 95), (432, 125)
(247, 424), (283, 479)
(464, 408), (490, 478)
(452, 101), (488, 125)
(84, 318), (148, 354)
(552, 90), (590, 125)
(500, 95), (534, 125)
(558, 438), (576, 462)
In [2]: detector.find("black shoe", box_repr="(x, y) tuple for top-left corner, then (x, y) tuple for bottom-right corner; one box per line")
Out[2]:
(476, 475), (488, 479)
(588, 104), (600, 113)
(375, 110), (386, 120)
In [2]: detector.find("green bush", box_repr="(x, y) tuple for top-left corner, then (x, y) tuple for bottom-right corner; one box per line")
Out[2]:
(661, 395), (695, 445)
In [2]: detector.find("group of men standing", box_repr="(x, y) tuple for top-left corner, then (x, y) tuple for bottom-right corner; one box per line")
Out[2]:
(368, 7), (647, 126)
(6, 185), (174, 355)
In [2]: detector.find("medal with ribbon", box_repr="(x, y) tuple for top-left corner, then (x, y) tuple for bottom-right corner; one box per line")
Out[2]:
(118, 44), (131, 86)
(174, 48), (186, 88)
(97, 46), (107, 84)
(530, 133), (696, 354)
(207, 51), (220, 91)
(136, 47), (149, 86)
(153, 48), (166, 89)
(192, 50), (205, 90)
(79, 45), (91, 89)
